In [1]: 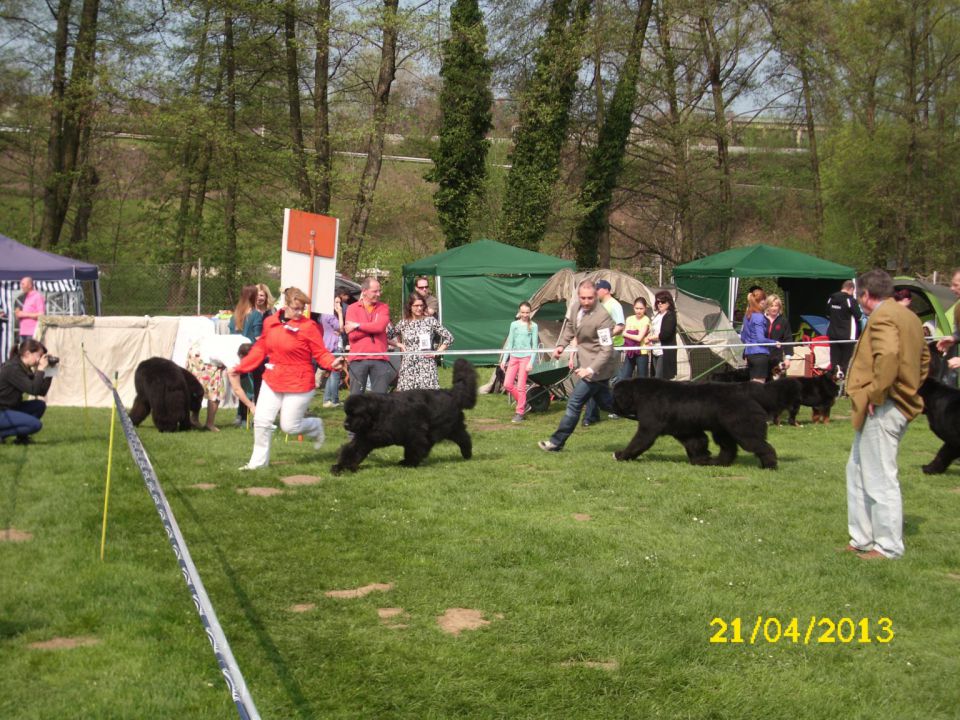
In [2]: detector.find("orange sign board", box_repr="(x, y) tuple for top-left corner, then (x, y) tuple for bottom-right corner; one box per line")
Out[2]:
(285, 209), (337, 258)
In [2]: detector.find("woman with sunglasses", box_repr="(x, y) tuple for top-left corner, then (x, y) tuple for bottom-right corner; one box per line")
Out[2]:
(648, 291), (678, 380)
(387, 292), (453, 390)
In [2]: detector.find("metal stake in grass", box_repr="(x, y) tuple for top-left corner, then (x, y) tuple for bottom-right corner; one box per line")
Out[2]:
(99, 371), (118, 561)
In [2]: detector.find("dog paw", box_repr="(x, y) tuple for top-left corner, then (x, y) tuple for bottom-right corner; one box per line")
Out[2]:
(921, 464), (942, 475)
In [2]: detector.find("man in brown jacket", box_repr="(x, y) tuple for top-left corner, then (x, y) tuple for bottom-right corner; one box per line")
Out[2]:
(844, 269), (930, 560)
(538, 280), (616, 452)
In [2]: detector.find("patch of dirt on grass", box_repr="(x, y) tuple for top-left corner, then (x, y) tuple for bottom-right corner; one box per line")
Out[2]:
(473, 422), (515, 431)
(280, 475), (322, 486)
(28, 636), (101, 650)
(946, 573), (960, 582)
(572, 513), (592, 522)
(237, 487), (284, 497)
(1, 528), (33, 542)
(472, 417), (502, 424)
(325, 582), (394, 599)
(950, 487), (960, 495)
(561, 658), (619, 671)
(437, 608), (500, 636)
(288, 603), (316, 613)
(378, 607), (409, 629)
(188, 483), (217, 490)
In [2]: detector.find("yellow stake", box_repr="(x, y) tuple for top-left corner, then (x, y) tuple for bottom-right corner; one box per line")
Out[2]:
(99, 372), (118, 561)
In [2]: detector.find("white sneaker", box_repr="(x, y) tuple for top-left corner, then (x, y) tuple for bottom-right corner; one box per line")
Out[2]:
(238, 464), (260, 472)
(511, 413), (525, 423)
(322, 401), (334, 408)
(538, 439), (560, 452)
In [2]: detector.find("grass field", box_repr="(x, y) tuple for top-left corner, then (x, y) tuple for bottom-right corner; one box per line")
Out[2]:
(2, 380), (960, 719)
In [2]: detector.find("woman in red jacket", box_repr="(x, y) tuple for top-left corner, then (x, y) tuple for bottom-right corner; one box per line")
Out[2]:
(229, 287), (342, 470)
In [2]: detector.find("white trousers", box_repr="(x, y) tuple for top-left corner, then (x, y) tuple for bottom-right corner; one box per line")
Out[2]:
(846, 399), (908, 558)
(245, 382), (323, 469)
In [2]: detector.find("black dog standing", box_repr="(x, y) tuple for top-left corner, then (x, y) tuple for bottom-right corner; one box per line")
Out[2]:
(129, 357), (204, 432)
(331, 358), (477, 474)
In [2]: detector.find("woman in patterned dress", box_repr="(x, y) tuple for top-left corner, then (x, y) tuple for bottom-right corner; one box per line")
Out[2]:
(387, 292), (454, 390)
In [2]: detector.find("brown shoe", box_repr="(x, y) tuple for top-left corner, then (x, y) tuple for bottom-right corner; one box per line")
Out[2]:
(857, 549), (888, 560)
(839, 544), (861, 553)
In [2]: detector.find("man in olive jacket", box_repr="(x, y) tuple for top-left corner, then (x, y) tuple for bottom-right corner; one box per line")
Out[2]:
(539, 280), (616, 452)
(844, 269), (930, 560)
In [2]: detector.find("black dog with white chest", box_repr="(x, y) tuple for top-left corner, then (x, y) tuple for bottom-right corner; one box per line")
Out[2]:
(331, 359), (477, 474)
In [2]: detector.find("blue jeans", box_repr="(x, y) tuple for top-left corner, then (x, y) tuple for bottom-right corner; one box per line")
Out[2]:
(323, 370), (342, 403)
(550, 377), (613, 448)
(586, 356), (647, 422)
(0, 400), (46, 440)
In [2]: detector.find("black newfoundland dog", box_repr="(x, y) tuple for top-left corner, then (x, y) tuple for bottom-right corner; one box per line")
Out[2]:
(129, 357), (204, 432)
(331, 358), (477, 474)
(612, 378), (777, 468)
(918, 376), (960, 474)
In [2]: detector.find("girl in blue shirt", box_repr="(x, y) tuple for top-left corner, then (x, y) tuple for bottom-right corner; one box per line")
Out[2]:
(739, 289), (779, 382)
(500, 301), (539, 423)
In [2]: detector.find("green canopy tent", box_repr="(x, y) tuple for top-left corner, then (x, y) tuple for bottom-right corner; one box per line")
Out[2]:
(672, 244), (855, 328)
(402, 239), (575, 365)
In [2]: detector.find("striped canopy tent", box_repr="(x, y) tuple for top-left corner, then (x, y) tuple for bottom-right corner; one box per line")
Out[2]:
(0, 233), (101, 357)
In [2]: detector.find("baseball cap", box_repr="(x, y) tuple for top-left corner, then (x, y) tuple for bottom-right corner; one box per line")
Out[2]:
(594, 279), (612, 291)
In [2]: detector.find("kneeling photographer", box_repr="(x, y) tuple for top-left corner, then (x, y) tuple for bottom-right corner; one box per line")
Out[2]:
(0, 339), (55, 444)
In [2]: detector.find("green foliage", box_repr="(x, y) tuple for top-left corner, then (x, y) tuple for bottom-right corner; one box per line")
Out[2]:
(427, 0), (494, 249)
(2, 397), (960, 717)
(500, 0), (592, 251)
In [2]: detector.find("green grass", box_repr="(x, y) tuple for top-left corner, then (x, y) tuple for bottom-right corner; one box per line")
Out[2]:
(2, 385), (960, 719)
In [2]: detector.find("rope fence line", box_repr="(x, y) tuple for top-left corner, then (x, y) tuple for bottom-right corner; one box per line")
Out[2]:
(327, 336), (898, 359)
(86, 353), (260, 720)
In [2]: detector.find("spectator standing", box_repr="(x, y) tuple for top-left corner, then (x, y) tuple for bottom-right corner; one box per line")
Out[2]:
(501, 301), (538, 423)
(739, 289), (778, 383)
(229, 285), (264, 426)
(388, 292), (453, 390)
(344, 277), (393, 394)
(14, 277), (45, 342)
(764, 294), (793, 371)
(935, 268), (960, 381)
(827, 280), (862, 377)
(538, 280), (616, 452)
(255, 284), (275, 319)
(0, 339), (53, 444)
(648, 291), (678, 380)
(617, 297), (652, 381)
(321, 294), (344, 407)
(844, 270), (929, 560)
(187, 334), (255, 431)
(229, 287), (341, 470)
(414, 276), (439, 317)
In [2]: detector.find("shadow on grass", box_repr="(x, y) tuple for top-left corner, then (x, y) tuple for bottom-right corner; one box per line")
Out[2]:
(903, 514), (926, 537)
(171, 486), (316, 720)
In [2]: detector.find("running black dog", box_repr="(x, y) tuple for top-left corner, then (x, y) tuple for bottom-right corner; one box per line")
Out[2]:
(918, 376), (960, 474)
(129, 357), (204, 432)
(331, 359), (477, 474)
(612, 378), (777, 469)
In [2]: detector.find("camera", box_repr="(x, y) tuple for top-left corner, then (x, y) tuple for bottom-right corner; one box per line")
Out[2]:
(46, 356), (60, 367)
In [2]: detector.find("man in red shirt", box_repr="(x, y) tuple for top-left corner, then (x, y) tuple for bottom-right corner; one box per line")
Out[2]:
(344, 277), (393, 394)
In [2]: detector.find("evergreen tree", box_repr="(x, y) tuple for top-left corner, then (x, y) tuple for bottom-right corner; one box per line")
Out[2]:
(500, 0), (592, 251)
(427, 0), (493, 249)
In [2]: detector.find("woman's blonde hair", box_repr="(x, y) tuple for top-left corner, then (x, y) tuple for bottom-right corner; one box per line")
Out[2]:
(256, 283), (275, 310)
(284, 287), (310, 308)
(765, 293), (782, 313)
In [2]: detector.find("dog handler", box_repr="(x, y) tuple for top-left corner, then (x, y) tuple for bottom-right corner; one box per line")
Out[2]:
(230, 287), (342, 470)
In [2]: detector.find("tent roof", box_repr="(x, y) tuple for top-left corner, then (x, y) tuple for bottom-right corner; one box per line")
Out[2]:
(673, 244), (853, 280)
(0, 234), (99, 281)
(402, 239), (574, 277)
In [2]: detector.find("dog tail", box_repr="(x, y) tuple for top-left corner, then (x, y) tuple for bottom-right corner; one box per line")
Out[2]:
(451, 358), (478, 410)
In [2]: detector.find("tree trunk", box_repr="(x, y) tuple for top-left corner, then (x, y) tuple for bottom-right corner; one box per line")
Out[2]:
(799, 55), (824, 248)
(39, 0), (73, 250)
(224, 8), (239, 303)
(698, 13), (732, 251)
(313, 0), (332, 213)
(659, 2), (694, 262)
(284, 0), (313, 207)
(344, 0), (400, 275)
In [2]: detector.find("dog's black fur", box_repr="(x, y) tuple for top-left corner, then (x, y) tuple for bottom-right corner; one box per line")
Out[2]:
(612, 378), (777, 468)
(918, 375), (960, 474)
(331, 359), (477, 474)
(743, 377), (802, 425)
(794, 372), (838, 423)
(129, 357), (204, 432)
